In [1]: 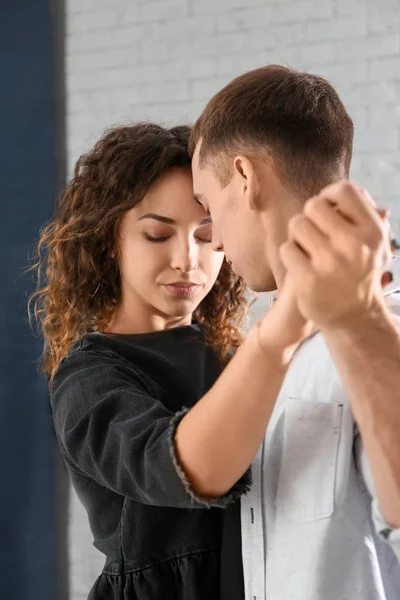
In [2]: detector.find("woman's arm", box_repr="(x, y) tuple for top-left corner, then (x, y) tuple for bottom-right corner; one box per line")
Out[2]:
(176, 279), (313, 498)
(53, 281), (310, 507)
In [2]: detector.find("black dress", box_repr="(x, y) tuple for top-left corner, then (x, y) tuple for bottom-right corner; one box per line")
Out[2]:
(50, 325), (248, 599)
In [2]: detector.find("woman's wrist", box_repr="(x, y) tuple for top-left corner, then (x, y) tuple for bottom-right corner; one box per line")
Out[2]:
(247, 322), (295, 371)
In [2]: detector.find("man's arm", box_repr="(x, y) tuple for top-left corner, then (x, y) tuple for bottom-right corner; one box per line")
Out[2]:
(323, 305), (400, 528)
(280, 180), (400, 529)
(355, 430), (400, 561)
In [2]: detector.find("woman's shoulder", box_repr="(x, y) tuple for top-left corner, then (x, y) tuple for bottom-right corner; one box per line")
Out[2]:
(50, 325), (223, 416)
(50, 333), (152, 406)
(56, 332), (136, 374)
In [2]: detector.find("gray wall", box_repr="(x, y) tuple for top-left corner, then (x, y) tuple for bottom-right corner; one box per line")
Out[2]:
(65, 0), (400, 597)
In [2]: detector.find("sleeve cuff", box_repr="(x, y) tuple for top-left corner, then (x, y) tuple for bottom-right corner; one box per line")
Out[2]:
(168, 408), (252, 508)
(372, 498), (400, 559)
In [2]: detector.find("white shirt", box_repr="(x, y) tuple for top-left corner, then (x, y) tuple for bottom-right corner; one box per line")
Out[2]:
(241, 257), (400, 600)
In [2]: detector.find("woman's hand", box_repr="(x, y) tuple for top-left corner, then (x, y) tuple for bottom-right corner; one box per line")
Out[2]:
(255, 277), (316, 368)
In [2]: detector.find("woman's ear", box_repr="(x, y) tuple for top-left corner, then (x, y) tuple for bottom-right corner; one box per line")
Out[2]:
(110, 245), (119, 260)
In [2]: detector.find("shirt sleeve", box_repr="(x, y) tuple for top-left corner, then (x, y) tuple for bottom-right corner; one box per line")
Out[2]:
(51, 349), (251, 509)
(354, 432), (400, 561)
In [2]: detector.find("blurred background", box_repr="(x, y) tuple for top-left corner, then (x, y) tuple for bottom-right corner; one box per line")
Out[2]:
(1, 0), (399, 599)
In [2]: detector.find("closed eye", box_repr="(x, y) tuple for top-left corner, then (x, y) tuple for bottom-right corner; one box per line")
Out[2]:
(144, 233), (170, 242)
(196, 223), (212, 244)
(144, 232), (211, 244)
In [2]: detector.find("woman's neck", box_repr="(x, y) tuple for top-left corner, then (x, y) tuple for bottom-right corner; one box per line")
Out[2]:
(107, 301), (192, 335)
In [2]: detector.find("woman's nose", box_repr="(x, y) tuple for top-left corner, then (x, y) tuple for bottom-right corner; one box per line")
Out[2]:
(170, 241), (199, 272)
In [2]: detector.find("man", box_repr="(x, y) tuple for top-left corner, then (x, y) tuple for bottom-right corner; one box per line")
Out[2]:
(190, 65), (400, 599)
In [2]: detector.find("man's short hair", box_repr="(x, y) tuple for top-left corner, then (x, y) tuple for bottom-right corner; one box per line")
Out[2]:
(190, 65), (354, 198)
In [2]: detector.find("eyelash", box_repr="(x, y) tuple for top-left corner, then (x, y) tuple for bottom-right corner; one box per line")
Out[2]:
(144, 234), (212, 244)
(145, 234), (169, 243)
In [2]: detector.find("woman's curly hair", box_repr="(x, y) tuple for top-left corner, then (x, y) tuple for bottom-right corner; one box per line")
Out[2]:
(29, 123), (250, 380)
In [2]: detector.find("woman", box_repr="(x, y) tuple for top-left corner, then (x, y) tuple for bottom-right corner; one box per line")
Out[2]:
(30, 123), (311, 599)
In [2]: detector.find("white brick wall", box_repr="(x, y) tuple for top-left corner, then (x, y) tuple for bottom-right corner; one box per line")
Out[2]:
(65, 0), (400, 597)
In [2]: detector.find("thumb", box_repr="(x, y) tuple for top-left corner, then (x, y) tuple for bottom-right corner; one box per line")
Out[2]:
(268, 276), (313, 345)
(358, 187), (377, 209)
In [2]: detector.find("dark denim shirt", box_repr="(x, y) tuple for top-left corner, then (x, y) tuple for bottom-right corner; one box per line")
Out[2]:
(50, 326), (249, 600)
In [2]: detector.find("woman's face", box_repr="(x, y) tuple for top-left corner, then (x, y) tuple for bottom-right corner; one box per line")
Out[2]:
(114, 168), (224, 332)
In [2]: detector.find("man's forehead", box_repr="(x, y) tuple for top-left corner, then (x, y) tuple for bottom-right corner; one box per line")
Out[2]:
(191, 148), (207, 188)
(191, 140), (202, 171)
(191, 139), (218, 198)
(192, 151), (213, 182)
(193, 192), (204, 207)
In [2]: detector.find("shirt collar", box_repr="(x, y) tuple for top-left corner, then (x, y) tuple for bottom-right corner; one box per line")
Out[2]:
(384, 256), (400, 296)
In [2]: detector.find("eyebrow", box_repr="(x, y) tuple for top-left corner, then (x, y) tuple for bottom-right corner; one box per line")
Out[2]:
(139, 213), (211, 225)
(139, 213), (176, 224)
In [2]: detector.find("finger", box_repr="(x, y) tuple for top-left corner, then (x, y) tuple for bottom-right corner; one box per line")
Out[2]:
(377, 208), (389, 219)
(318, 180), (382, 229)
(376, 208), (390, 237)
(381, 271), (394, 288)
(280, 239), (312, 283)
(359, 187), (377, 209)
(358, 190), (393, 243)
(305, 197), (392, 259)
(271, 276), (305, 329)
(391, 237), (400, 251)
(374, 209), (394, 262)
(288, 214), (330, 264)
(303, 195), (355, 240)
(264, 276), (314, 348)
(320, 184), (385, 221)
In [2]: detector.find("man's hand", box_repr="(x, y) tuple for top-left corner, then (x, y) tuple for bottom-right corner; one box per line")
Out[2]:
(279, 181), (392, 330)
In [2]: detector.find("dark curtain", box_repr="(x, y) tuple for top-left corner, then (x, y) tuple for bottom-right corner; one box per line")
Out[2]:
(0, 0), (62, 598)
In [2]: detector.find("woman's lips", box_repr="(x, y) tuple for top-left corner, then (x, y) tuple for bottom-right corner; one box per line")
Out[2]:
(163, 283), (201, 297)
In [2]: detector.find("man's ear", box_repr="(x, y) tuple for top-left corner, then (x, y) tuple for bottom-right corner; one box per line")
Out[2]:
(232, 155), (261, 211)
